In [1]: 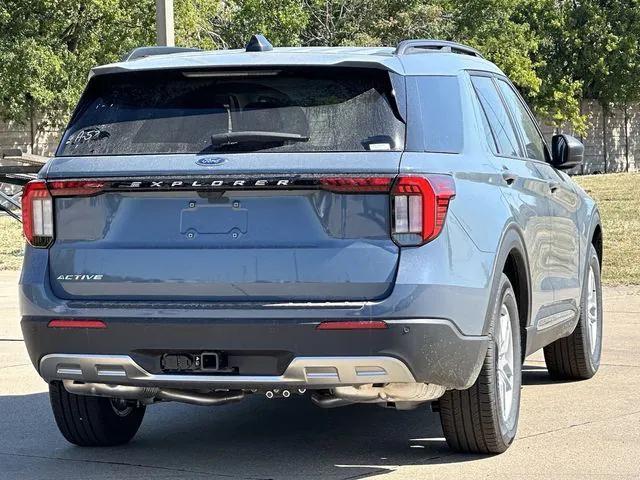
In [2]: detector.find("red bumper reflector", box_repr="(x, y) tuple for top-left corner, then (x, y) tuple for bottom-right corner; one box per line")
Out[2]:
(316, 320), (388, 330)
(48, 319), (107, 329)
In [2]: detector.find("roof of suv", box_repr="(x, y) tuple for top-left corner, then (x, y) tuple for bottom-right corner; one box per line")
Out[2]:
(91, 43), (504, 78)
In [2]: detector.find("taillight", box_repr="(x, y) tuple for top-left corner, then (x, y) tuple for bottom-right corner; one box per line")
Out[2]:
(22, 180), (54, 248)
(320, 177), (392, 193)
(21, 179), (107, 248)
(48, 180), (105, 197)
(391, 175), (456, 246)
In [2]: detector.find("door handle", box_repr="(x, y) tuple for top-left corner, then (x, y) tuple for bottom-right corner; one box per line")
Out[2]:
(548, 181), (560, 193)
(502, 172), (518, 185)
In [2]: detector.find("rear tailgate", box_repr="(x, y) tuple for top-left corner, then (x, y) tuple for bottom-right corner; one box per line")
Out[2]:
(46, 154), (401, 302)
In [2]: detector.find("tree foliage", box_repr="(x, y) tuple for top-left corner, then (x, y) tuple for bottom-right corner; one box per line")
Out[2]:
(520, 0), (640, 132)
(298, 1), (450, 47)
(174, 1), (449, 49)
(2, 0), (640, 135)
(0, 1), (155, 125)
(175, 0), (308, 49)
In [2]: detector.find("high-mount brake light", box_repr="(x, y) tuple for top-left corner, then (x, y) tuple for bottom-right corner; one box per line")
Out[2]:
(391, 175), (456, 246)
(22, 180), (54, 248)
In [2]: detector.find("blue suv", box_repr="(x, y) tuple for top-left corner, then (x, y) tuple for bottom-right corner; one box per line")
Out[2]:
(20, 36), (603, 454)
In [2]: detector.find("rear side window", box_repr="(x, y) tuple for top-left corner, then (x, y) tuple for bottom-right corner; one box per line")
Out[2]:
(475, 96), (498, 154)
(496, 79), (547, 161)
(414, 76), (463, 153)
(58, 67), (405, 156)
(470, 75), (522, 157)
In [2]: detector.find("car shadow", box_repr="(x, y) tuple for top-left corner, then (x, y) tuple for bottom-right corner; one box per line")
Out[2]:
(521, 363), (561, 386)
(0, 391), (488, 479)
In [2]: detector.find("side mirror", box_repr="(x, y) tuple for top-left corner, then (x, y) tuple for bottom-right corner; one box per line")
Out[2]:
(551, 134), (583, 170)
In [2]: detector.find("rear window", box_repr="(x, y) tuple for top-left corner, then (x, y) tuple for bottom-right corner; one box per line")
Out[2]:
(58, 67), (405, 156)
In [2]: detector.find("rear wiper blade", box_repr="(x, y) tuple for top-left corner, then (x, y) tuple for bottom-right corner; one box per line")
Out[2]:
(210, 131), (309, 145)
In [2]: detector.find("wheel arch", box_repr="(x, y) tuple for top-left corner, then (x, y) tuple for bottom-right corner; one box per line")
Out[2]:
(590, 215), (603, 267)
(484, 225), (531, 362)
(580, 209), (603, 291)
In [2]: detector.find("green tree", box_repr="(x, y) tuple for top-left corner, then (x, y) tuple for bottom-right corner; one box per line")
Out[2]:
(445, 0), (541, 94)
(559, 0), (640, 106)
(174, 0), (450, 49)
(299, 0), (450, 46)
(526, 1), (640, 160)
(4, 0), (640, 142)
(175, 0), (308, 49)
(517, 0), (587, 133)
(0, 0), (155, 125)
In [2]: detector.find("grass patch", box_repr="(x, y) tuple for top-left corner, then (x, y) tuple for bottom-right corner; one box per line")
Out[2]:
(0, 173), (637, 283)
(576, 173), (640, 285)
(0, 216), (24, 270)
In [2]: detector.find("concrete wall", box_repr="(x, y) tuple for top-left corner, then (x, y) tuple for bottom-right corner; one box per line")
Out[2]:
(0, 117), (61, 157)
(540, 99), (640, 174)
(2, 100), (640, 174)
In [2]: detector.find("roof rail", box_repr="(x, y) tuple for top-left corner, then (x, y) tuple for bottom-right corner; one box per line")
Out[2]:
(395, 39), (483, 58)
(121, 46), (202, 62)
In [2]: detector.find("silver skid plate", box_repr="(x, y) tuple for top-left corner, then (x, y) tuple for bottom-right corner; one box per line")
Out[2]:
(40, 354), (416, 389)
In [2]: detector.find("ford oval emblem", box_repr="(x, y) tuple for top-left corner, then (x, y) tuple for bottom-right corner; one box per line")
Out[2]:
(196, 157), (226, 167)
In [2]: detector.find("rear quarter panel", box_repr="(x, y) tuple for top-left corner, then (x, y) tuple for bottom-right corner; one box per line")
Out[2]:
(566, 172), (601, 286)
(398, 71), (517, 336)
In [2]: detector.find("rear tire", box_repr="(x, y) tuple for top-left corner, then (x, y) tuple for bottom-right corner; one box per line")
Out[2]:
(439, 273), (522, 454)
(49, 381), (145, 446)
(544, 244), (603, 380)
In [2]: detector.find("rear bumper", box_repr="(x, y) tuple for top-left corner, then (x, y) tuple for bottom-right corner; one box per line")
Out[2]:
(20, 231), (495, 390)
(22, 317), (488, 390)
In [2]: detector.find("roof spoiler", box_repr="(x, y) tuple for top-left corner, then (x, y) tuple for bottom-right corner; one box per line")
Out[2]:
(395, 39), (483, 58)
(121, 46), (202, 62)
(120, 33), (275, 62)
